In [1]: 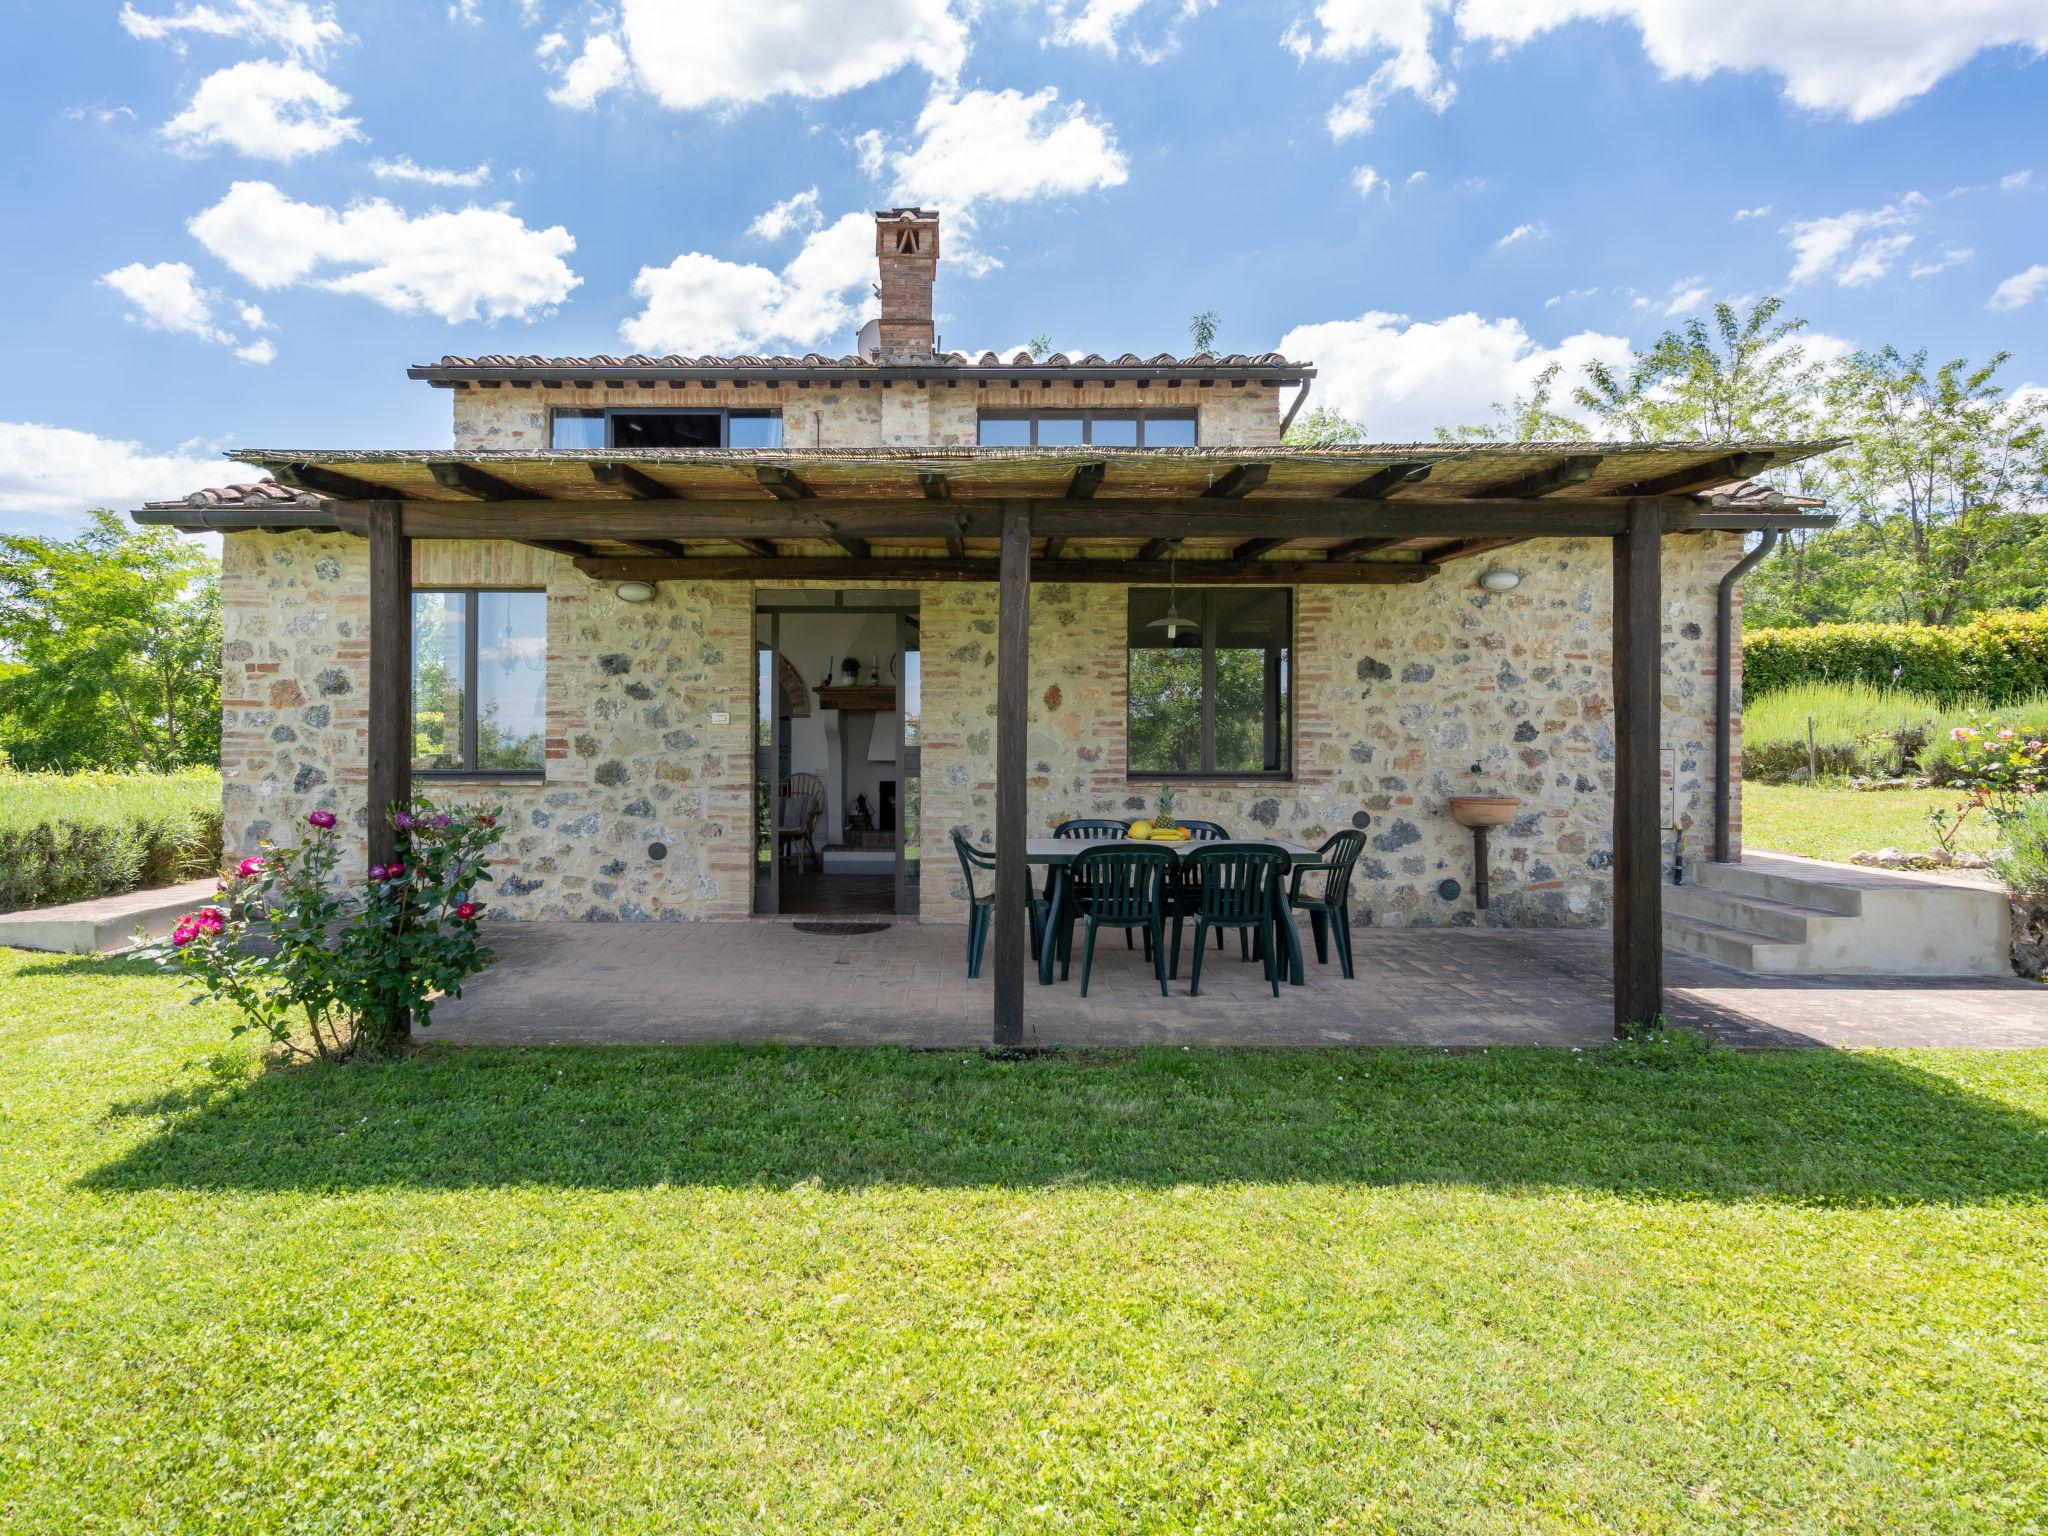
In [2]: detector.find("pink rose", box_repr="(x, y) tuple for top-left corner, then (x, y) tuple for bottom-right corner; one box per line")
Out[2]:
(368, 865), (386, 881)
(479, 814), (495, 828)
(171, 919), (198, 948)
(194, 908), (224, 934)
(307, 810), (337, 829)
(1998, 729), (2017, 741)
(385, 863), (406, 880)
(1951, 727), (1973, 742)
(455, 902), (478, 920)
(237, 856), (267, 877)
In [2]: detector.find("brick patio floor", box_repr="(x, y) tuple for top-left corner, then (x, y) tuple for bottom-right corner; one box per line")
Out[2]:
(428, 921), (2048, 1050)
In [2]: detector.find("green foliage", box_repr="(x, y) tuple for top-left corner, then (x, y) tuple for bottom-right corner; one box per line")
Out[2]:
(1578, 297), (1829, 443)
(9, 959), (2048, 1530)
(1992, 794), (2048, 900)
(1187, 308), (1218, 353)
(1436, 361), (1592, 442)
(1026, 333), (1052, 361)
(1283, 406), (1368, 445)
(0, 511), (221, 772)
(1746, 611), (2048, 705)
(0, 768), (222, 911)
(142, 798), (503, 1059)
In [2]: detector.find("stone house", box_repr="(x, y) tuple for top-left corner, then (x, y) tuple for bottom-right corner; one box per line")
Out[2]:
(135, 207), (1835, 1037)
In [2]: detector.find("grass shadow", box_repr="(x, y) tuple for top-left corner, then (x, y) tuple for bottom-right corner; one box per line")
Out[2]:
(82, 1037), (2048, 1205)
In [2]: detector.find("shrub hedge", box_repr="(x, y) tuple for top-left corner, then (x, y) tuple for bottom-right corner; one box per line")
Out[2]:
(1746, 611), (2048, 706)
(0, 770), (223, 912)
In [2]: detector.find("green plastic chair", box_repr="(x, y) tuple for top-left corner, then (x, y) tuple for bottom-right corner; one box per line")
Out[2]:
(1063, 844), (1174, 998)
(1051, 818), (1134, 959)
(1161, 820), (1232, 956)
(1288, 829), (1368, 979)
(952, 830), (1045, 979)
(1178, 843), (1291, 998)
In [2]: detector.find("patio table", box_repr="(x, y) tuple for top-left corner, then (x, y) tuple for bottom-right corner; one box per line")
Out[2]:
(1026, 838), (1319, 988)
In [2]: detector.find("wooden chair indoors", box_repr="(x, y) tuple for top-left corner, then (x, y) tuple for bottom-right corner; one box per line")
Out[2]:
(776, 772), (826, 873)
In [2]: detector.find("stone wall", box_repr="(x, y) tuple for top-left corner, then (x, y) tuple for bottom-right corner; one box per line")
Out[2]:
(222, 530), (1741, 928)
(449, 381), (1281, 450)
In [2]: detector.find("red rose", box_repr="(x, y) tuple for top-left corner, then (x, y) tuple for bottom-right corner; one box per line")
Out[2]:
(455, 902), (478, 920)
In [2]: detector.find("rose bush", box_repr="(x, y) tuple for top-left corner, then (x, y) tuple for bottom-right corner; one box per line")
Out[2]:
(144, 798), (502, 1061)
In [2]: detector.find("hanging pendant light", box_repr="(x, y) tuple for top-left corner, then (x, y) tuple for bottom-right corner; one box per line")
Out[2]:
(1147, 556), (1198, 642)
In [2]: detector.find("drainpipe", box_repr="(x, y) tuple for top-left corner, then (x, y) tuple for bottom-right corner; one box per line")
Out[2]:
(1277, 379), (1312, 439)
(1713, 527), (1778, 862)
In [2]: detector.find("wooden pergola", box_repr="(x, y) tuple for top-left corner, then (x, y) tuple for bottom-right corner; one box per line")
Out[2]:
(168, 441), (1839, 1045)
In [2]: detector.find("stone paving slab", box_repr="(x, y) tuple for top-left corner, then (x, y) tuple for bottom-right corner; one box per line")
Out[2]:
(425, 921), (2048, 1051)
(0, 879), (219, 955)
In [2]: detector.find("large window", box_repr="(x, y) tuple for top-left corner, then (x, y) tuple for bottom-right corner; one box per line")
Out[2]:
(412, 590), (547, 776)
(1127, 588), (1290, 778)
(551, 409), (782, 449)
(978, 410), (1196, 447)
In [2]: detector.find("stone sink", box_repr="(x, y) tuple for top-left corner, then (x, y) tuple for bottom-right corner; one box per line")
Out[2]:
(1447, 794), (1522, 829)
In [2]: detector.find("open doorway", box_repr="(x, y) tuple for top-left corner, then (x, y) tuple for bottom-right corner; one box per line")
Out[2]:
(754, 591), (920, 918)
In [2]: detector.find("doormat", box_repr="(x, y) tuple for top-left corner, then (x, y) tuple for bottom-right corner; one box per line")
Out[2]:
(792, 920), (892, 936)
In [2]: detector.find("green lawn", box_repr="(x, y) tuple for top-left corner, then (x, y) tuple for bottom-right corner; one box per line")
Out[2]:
(5, 952), (2048, 1532)
(1742, 780), (2006, 864)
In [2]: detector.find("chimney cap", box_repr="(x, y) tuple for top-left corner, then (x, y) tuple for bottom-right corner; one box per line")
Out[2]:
(875, 206), (939, 221)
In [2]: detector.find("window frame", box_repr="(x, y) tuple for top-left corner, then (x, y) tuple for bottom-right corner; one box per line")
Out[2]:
(550, 406), (783, 449)
(411, 586), (549, 781)
(976, 408), (1199, 447)
(1124, 586), (1294, 783)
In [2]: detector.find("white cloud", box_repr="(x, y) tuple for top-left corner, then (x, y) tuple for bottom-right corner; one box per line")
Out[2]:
(1350, 164), (1387, 197)
(853, 128), (888, 178)
(1544, 285), (1600, 307)
(119, 0), (347, 61)
(1636, 276), (1712, 315)
(547, 0), (968, 113)
(1045, 0), (1215, 61)
(546, 31), (630, 108)
(1989, 263), (2048, 311)
(0, 422), (256, 529)
(1493, 221), (1548, 249)
(98, 260), (275, 362)
(64, 103), (138, 125)
(749, 186), (824, 241)
(1275, 309), (1631, 438)
(621, 211), (876, 355)
(872, 87), (1129, 213)
(370, 155), (492, 188)
(2003, 169), (2036, 190)
(1733, 204), (1772, 220)
(160, 58), (362, 161)
(1782, 193), (1924, 286)
(1405, 169), (1427, 184)
(188, 180), (580, 323)
(1288, 2), (2048, 138)
(1909, 244), (1975, 278)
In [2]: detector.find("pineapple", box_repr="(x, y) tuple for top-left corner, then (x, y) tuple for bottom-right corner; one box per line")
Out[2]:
(1154, 785), (1180, 838)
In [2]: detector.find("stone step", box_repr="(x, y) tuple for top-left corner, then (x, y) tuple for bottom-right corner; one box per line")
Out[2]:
(1688, 859), (1864, 915)
(0, 879), (218, 956)
(1663, 883), (1840, 944)
(1663, 911), (1808, 973)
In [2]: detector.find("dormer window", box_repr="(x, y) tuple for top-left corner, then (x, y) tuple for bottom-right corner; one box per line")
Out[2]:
(551, 408), (782, 449)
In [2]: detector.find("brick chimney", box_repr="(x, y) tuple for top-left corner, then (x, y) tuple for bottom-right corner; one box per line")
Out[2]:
(872, 207), (939, 359)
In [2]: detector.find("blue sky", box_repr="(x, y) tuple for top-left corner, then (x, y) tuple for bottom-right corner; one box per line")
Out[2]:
(3, 0), (2045, 535)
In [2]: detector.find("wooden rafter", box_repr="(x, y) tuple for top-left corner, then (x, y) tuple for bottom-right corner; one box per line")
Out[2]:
(1611, 452), (1775, 497)
(1470, 454), (1603, 500)
(1338, 462), (1432, 499)
(1203, 463), (1271, 499)
(755, 465), (815, 501)
(575, 554), (1431, 585)
(919, 472), (950, 500)
(615, 538), (690, 558)
(276, 462), (404, 501)
(1323, 536), (1404, 562)
(429, 462), (532, 501)
(1137, 537), (1182, 561)
(1066, 462), (1106, 499)
(1426, 536), (1524, 565)
(592, 462), (679, 500)
(517, 537), (599, 558)
(1230, 537), (1291, 563)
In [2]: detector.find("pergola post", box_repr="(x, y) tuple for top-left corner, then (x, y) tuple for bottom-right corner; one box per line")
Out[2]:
(992, 499), (1031, 1048)
(365, 498), (413, 1042)
(1611, 497), (1663, 1035)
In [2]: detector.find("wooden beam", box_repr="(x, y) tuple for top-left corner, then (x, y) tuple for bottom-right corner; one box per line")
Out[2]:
(1470, 454), (1604, 500)
(1338, 462), (1432, 499)
(614, 538), (690, 558)
(327, 496), (1642, 541)
(1426, 536), (1525, 565)
(1204, 463), (1271, 499)
(1612, 497), (1664, 1036)
(731, 538), (778, 558)
(429, 461), (534, 500)
(364, 499), (411, 1043)
(276, 462), (406, 501)
(1137, 537), (1182, 561)
(1230, 537), (1291, 562)
(919, 472), (950, 500)
(1066, 462), (1106, 499)
(517, 538), (600, 559)
(1041, 535), (1067, 559)
(993, 499), (1030, 1049)
(1323, 536), (1404, 562)
(755, 465), (815, 500)
(1611, 452), (1774, 498)
(591, 462), (679, 500)
(574, 554), (1433, 585)
(830, 533), (873, 559)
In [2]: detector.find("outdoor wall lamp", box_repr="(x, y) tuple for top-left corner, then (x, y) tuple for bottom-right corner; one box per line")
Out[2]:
(1477, 567), (1523, 593)
(614, 580), (657, 604)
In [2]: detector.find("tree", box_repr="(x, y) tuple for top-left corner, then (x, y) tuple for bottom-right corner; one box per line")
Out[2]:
(1575, 297), (1827, 443)
(1284, 407), (1368, 445)
(1188, 309), (1218, 353)
(0, 511), (221, 771)
(1436, 362), (1591, 442)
